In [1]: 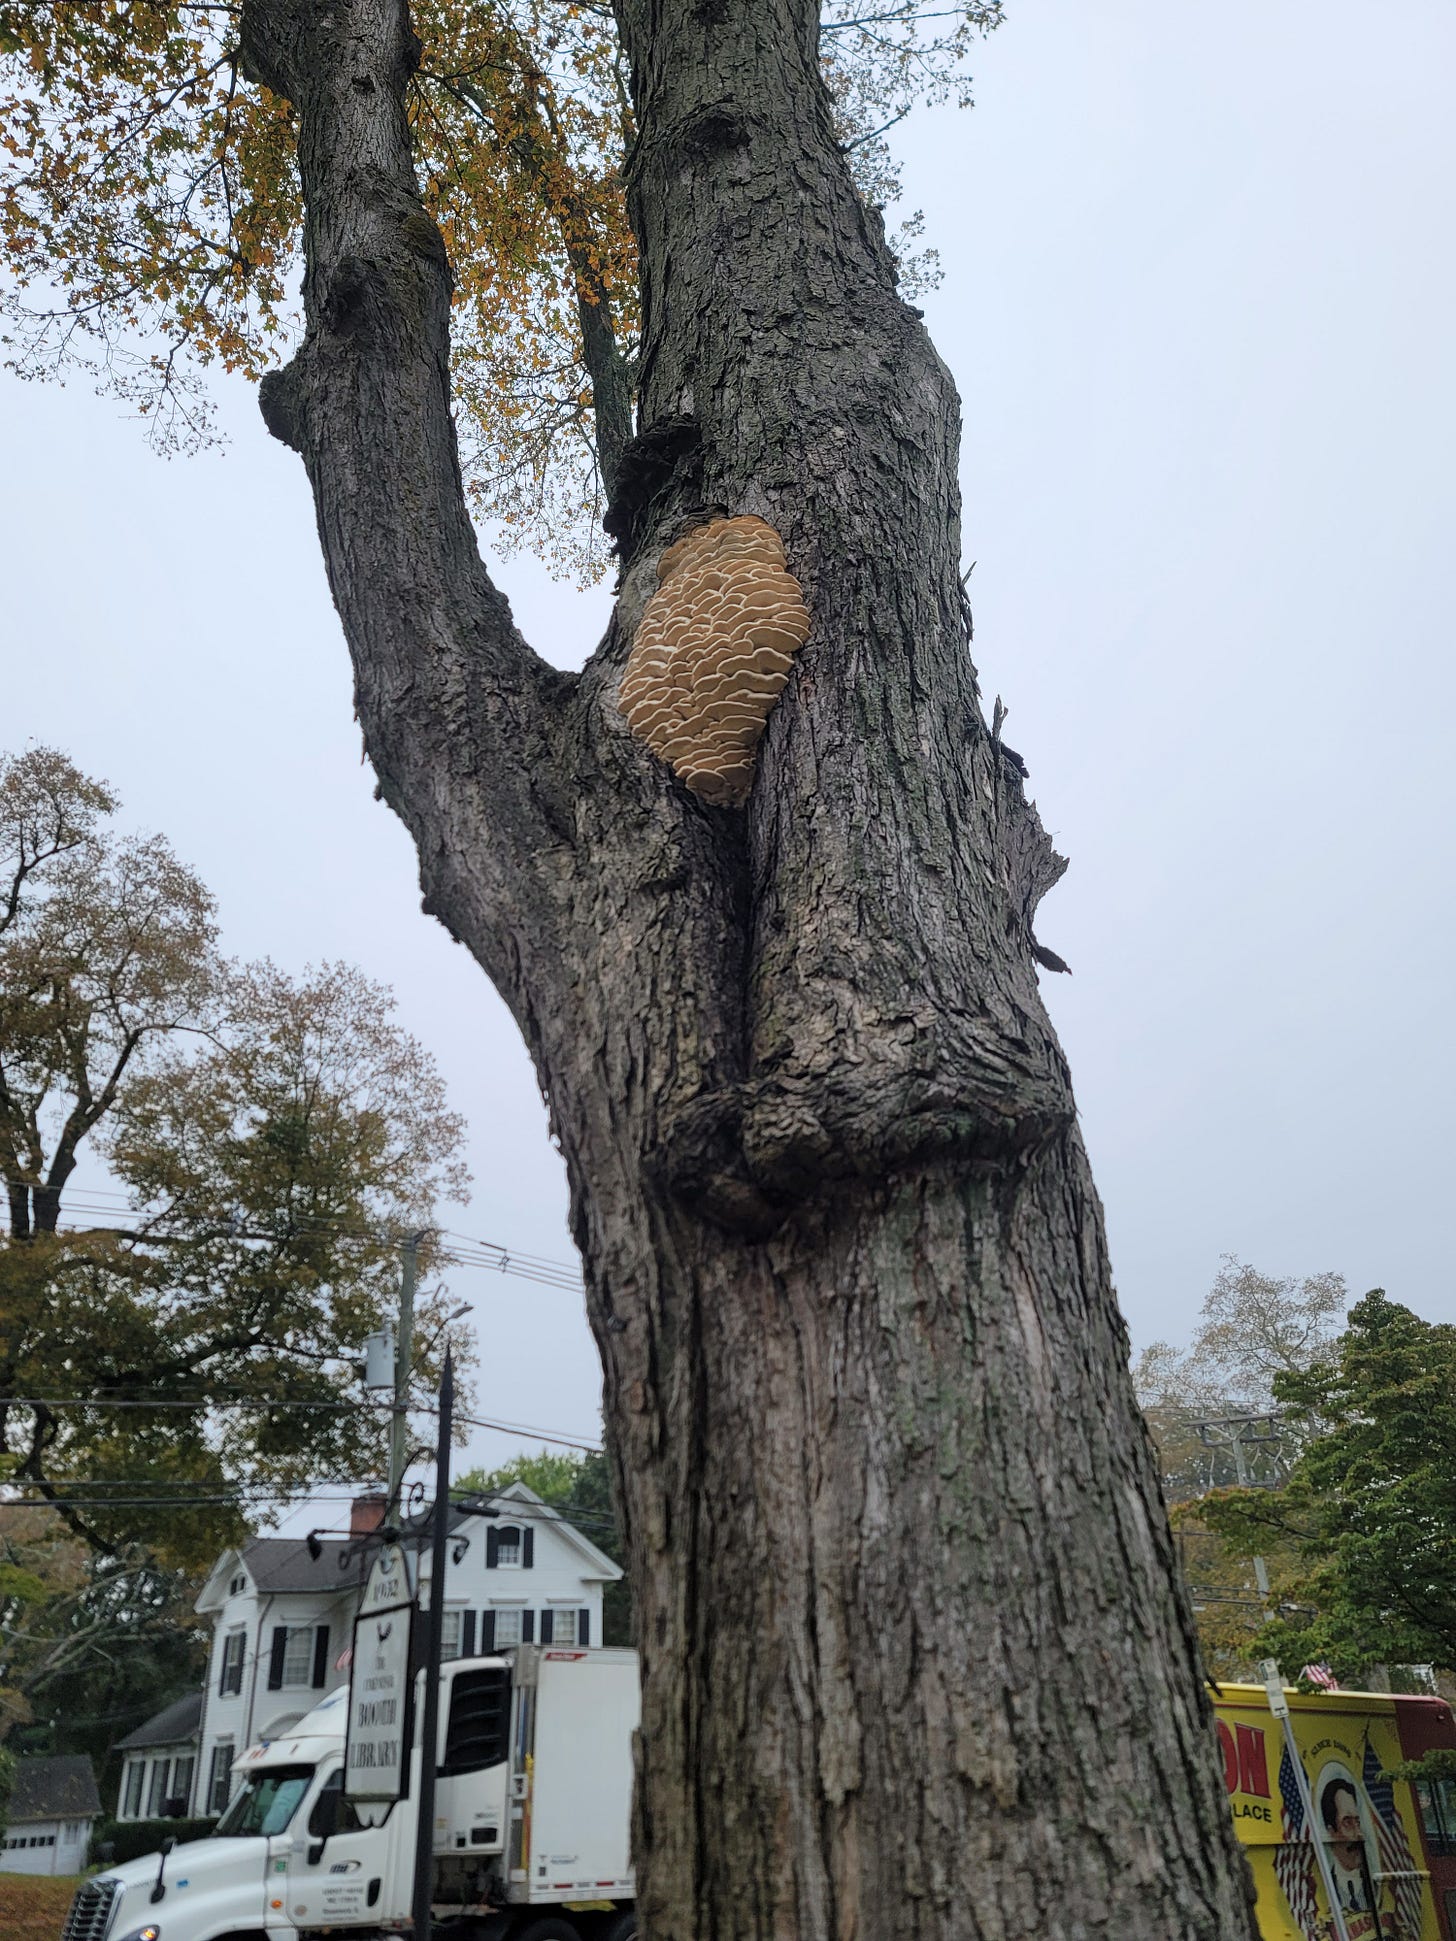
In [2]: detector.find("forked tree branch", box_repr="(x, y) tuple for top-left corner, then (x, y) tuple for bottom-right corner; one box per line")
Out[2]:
(238, 0), (582, 956)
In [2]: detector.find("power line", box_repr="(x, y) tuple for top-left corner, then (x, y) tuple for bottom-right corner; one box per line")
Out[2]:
(1, 1485), (620, 1538)
(5, 1395), (382, 1412)
(3, 1184), (585, 1290)
(1, 1396), (601, 1449)
(4, 1498), (621, 1543)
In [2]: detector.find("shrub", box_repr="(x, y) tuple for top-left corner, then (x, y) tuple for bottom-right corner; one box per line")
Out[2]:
(88, 1815), (217, 1867)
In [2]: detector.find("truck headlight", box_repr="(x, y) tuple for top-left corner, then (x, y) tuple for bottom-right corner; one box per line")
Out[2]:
(116, 1926), (162, 1941)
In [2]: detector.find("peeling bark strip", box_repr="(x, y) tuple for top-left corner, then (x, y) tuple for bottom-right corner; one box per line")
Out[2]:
(240, 0), (1259, 1933)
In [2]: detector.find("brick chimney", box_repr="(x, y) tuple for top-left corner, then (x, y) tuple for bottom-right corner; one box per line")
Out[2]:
(351, 1491), (387, 1539)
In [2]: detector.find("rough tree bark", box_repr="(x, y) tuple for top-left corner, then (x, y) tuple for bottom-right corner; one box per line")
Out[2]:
(238, 0), (1258, 1933)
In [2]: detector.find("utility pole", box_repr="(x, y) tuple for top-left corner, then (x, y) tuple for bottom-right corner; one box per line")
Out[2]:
(412, 1344), (454, 1941)
(388, 1231), (425, 1509)
(1196, 1411), (1283, 1601)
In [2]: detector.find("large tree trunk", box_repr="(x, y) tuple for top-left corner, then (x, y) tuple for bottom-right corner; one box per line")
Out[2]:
(239, 0), (1257, 1933)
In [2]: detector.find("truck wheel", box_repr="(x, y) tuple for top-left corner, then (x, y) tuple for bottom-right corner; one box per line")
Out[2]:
(513, 1920), (582, 1941)
(599, 1916), (638, 1941)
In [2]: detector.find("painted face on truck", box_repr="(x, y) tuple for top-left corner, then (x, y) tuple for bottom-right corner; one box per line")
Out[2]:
(1322, 1782), (1363, 1863)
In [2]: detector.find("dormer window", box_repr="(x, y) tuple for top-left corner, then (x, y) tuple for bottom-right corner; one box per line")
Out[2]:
(486, 1522), (532, 1569)
(228, 1572), (246, 1597)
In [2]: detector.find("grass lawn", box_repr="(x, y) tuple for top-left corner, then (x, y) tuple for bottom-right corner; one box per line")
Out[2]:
(0, 1871), (80, 1939)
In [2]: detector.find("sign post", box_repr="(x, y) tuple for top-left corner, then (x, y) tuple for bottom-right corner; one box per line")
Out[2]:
(345, 1539), (416, 1828)
(1260, 1660), (1353, 1941)
(411, 1346), (455, 1941)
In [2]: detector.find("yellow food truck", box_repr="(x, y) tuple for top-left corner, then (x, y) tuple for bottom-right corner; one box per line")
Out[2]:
(1213, 1683), (1456, 1941)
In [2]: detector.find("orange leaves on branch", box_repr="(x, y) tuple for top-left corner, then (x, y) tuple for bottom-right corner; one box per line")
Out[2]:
(1, 0), (631, 573)
(0, 2), (299, 445)
(0, 3), (1000, 576)
(408, 0), (635, 579)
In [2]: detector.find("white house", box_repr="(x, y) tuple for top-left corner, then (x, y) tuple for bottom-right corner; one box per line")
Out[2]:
(113, 1691), (203, 1825)
(114, 1483), (622, 1821)
(0, 1755), (101, 1875)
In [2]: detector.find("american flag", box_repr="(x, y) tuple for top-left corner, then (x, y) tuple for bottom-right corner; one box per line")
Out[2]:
(1274, 1740), (1321, 1938)
(1362, 1738), (1427, 1940)
(1302, 1664), (1341, 1691)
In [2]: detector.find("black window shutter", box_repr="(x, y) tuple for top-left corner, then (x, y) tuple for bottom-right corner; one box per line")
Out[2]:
(539, 1609), (554, 1645)
(522, 1527), (535, 1569)
(312, 1625), (330, 1687)
(480, 1610), (496, 1652)
(462, 1610), (476, 1657)
(578, 1608), (590, 1647)
(521, 1610), (535, 1644)
(218, 1645), (230, 1697)
(486, 1527), (499, 1569)
(267, 1627), (287, 1690)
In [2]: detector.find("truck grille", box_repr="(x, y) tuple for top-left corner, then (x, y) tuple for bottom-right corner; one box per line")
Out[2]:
(62, 1877), (119, 1941)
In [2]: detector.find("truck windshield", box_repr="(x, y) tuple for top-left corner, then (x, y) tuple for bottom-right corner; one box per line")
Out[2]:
(215, 1765), (314, 1837)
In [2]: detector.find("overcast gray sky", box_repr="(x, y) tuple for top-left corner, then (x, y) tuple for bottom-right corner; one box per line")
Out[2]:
(4, 0), (1453, 1495)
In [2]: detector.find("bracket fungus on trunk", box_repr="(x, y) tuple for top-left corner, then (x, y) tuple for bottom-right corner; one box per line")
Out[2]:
(619, 515), (811, 806)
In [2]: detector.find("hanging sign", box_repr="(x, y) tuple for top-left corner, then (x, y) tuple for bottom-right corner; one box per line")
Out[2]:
(344, 1541), (415, 1822)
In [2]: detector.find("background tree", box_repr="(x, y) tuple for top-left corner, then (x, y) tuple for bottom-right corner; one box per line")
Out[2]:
(0, 744), (218, 1242)
(1197, 1291), (1456, 1686)
(1134, 1256), (1347, 1503)
(1, 747), (470, 1552)
(0, 1503), (206, 1802)
(1, 7), (1263, 1937)
(1132, 1258), (1346, 1676)
(457, 1447), (632, 1647)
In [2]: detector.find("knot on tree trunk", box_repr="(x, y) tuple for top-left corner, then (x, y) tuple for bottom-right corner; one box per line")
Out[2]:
(240, 0), (422, 101)
(603, 416), (704, 563)
(648, 1052), (1077, 1236)
(258, 365), (305, 451)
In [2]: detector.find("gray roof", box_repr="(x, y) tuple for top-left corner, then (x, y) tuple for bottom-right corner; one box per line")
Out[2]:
(401, 1481), (622, 1581)
(115, 1690), (204, 1752)
(9, 1755), (101, 1825)
(243, 1536), (361, 1594)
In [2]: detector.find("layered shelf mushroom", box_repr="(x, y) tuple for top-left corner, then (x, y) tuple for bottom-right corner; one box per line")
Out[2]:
(619, 515), (811, 807)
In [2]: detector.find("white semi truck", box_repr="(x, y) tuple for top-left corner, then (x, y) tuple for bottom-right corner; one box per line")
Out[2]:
(62, 1646), (639, 1941)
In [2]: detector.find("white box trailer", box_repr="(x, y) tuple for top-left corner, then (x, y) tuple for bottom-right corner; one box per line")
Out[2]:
(61, 1648), (640, 1941)
(509, 1647), (638, 1905)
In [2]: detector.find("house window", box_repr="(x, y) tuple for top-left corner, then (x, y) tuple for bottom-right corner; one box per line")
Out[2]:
(228, 1572), (247, 1597)
(281, 1625), (315, 1686)
(123, 1760), (145, 1819)
(208, 1742), (234, 1815)
(267, 1621), (328, 1691)
(495, 1526), (521, 1567)
(219, 1627), (246, 1696)
(147, 1759), (171, 1817)
(170, 1755), (195, 1813)
(440, 1610), (463, 1662)
(493, 1608), (523, 1647)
